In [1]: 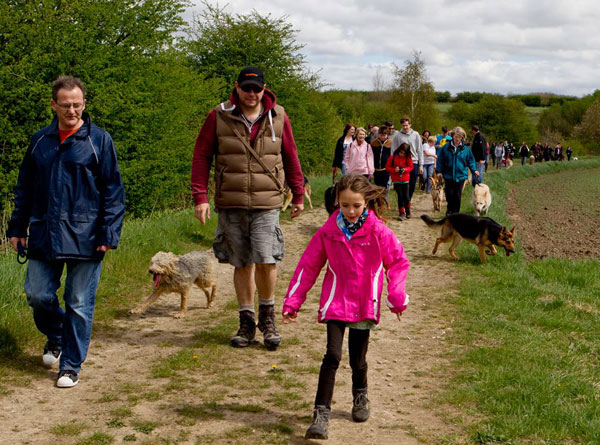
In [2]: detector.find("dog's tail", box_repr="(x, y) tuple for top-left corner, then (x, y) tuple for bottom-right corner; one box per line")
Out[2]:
(421, 214), (446, 227)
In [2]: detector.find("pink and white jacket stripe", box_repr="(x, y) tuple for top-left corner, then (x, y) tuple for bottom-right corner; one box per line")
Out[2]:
(282, 209), (410, 323)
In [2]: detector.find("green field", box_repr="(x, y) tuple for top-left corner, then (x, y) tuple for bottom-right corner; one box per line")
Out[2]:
(434, 102), (545, 126)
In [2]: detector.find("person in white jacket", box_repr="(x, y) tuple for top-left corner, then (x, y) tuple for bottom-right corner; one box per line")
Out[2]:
(344, 127), (374, 180)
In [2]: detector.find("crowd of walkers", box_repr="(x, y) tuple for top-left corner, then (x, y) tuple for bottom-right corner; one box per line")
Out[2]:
(332, 119), (574, 219)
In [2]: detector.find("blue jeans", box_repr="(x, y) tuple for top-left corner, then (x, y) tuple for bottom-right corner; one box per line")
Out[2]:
(476, 161), (485, 184)
(422, 164), (435, 193)
(25, 259), (102, 373)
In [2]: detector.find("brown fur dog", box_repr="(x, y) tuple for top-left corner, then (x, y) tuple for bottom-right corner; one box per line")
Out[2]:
(282, 175), (313, 211)
(421, 213), (515, 264)
(528, 155), (535, 165)
(129, 251), (217, 318)
(430, 175), (444, 212)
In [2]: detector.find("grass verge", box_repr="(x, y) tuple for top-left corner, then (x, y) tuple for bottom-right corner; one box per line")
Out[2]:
(441, 158), (600, 444)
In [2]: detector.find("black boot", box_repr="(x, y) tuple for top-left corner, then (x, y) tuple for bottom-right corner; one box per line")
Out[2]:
(230, 310), (256, 348)
(351, 387), (370, 422)
(305, 405), (330, 440)
(258, 304), (282, 350)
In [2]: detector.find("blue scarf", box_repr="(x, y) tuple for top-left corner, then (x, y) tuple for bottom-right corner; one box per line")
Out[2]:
(337, 209), (368, 240)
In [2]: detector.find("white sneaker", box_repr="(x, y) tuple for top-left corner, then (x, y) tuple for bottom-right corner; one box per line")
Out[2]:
(56, 370), (78, 388)
(42, 344), (62, 367)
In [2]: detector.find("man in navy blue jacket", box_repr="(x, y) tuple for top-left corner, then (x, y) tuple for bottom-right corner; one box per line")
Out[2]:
(7, 76), (125, 388)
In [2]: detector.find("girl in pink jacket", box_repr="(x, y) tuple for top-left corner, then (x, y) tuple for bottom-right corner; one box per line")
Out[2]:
(282, 174), (410, 440)
(343, 127), (374, 178)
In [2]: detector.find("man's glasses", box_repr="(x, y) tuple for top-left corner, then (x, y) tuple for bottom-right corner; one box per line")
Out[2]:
(240, 84), (264, 93)
(56, 102), (84, 110)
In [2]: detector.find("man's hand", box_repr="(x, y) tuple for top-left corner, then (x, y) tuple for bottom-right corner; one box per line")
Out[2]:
(194, 203), (210, 225)
(290, 203), (304, 219)
(474, 171), (480, 177)
(479, 160), (485, 164)
(96, 245), (114, 252)
(9, 237), (26, 252)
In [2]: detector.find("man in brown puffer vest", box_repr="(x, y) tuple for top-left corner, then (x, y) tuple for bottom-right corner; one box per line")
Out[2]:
(191, 67), (305, 350)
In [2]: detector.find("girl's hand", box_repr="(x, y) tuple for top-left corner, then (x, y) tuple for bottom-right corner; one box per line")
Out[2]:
(282, 311), (297, 324)
(396, 312), (403, 322)
(395, 166), (400, 172)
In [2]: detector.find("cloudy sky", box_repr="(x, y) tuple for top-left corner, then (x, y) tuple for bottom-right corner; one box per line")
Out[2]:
(187, 0), (600, 97)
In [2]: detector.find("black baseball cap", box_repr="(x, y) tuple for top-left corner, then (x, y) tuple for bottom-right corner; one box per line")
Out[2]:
(237, 66), (265, 88)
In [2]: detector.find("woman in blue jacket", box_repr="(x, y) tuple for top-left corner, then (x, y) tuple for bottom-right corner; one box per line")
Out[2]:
(435, 126), (479, 215)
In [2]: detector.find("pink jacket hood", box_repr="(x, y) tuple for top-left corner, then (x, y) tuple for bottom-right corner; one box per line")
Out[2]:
(283, 209), (410, 324)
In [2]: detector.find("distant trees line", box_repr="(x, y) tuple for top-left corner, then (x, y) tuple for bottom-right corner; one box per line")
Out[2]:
(1, 0), (598, 224)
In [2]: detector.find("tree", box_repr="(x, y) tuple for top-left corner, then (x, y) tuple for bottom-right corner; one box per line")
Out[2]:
(469, 96), (535, 143)
(0, 0), (221, 218)
(391, 51), (439, 132)
(575, 99), (600, 153)
(371, 67), (387, 102)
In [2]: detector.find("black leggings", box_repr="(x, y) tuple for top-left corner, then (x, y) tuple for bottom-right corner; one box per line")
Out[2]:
(314, 320), (370, 408)
(444, 179), (465, 215)
(393, 182), (410, 211)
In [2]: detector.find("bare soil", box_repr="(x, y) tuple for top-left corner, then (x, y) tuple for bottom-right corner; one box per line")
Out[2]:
(506, 168), (600, 260)
(0, 191), (463, 445)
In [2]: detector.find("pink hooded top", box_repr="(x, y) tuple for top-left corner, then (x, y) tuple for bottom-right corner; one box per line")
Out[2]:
(344, 140), (375, 176)
(282, 209), (410, 323)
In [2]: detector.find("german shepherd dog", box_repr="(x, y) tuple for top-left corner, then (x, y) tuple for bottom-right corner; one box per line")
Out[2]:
(282, 174), (313, 211)
(421, 213), (515, 264)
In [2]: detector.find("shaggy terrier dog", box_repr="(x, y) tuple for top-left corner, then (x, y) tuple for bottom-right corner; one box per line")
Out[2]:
(129, 251), (217, 318)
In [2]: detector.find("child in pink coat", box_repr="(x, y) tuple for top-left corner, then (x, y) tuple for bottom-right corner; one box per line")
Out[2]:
(282, 174), (410, 440)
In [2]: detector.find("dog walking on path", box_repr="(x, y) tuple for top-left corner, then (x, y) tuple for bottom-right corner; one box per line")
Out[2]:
(129, 251), (217, 318)
(471, 183), (491, 216)
(421, 213), (515, 264)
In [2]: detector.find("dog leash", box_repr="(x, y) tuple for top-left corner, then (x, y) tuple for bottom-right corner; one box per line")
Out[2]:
(16, 242), (28, 264)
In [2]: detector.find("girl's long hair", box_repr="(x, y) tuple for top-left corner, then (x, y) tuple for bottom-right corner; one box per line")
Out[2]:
(343, 122), (356, 137)
(336, 174), (389, 221)
(393, 142), (411, 160)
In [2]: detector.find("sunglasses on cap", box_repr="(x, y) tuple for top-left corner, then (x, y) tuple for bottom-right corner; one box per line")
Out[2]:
(240, 84), (264, 93)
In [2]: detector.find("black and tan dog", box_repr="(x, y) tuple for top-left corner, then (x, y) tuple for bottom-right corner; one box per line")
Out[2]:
(324, 182), (339, 215)
(421, 213), (515, 263)
(282, 174), (313, 211)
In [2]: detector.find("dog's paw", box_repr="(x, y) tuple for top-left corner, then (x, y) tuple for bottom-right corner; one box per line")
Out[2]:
(173, 312), (186, 319)
(129, 308), (143, 315)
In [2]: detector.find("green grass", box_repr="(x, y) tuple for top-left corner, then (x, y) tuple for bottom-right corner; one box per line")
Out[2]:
(442, 157), (600, 443)
(50, 420), (89, 436)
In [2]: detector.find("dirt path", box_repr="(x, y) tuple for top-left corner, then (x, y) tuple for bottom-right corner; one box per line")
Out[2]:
(0, 191), (462, 445)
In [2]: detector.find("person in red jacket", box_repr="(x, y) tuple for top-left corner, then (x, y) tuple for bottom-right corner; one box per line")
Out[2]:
(386, 143), (414, 220)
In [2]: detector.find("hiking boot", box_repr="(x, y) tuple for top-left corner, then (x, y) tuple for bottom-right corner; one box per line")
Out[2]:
(42, 342), (62, 367)
(258, 304), (282, 350)
(56, 370), (78, 388)
(230, 310), (257, 348)
(351, 387), (370, 422)
(405, 205), (412, 219)
(305, 405), (330, 440)
(397, 208), (405, 221)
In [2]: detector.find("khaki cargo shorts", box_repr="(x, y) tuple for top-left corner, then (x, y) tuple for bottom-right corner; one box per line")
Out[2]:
(213, 209), (284, 268)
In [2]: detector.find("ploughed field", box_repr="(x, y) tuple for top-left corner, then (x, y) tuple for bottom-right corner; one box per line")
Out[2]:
(506, 167), (600, 260)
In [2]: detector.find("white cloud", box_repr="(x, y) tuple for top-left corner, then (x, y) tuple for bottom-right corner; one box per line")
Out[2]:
(188, 0), (600, 96)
